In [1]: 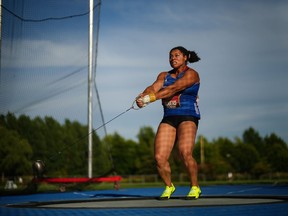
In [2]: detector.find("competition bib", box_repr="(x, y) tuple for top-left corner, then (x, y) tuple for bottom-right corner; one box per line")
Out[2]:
(162, 94), (181, 108)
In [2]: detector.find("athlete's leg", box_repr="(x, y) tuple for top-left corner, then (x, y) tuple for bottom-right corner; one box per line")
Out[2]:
(154, 123), (176, 186)
(177, 121), (199, 186)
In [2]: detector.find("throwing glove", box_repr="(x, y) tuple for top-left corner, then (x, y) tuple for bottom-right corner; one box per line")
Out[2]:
(142, 93), (156, 104)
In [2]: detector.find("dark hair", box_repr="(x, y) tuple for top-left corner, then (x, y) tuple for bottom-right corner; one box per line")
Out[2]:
(170, 46), (200, 63)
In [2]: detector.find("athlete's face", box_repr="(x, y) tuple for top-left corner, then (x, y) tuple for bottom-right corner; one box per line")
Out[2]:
(169, 49), (187, 69)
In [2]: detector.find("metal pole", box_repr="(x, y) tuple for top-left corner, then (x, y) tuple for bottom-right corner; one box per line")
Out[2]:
(200, 135), (205, 165)
(0, 0), (2, 84)
(88, 0), (94, 178)
(93, 1), (106, 134)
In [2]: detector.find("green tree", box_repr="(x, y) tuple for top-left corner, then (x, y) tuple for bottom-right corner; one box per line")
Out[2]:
(264, 133), (288, 172)
(136, 126), (156, 174)
(40, 116), (66, 176)
(243, 127), (265, 156)
(92, 131), (112, 177)
(5, 112), (19, 131)
(17, 115), (47, 162)
(233, 138), (260, 173)
(214, 137), (236, 174)
(29, 117), (47, 161)
(61, 120), (88, 176)
(0, 126), (33, 177)
(1, 113), (287, 178)
(194, 136), (216, 180)
(103, 133), (137, 175)
(251, 161), (271, 178)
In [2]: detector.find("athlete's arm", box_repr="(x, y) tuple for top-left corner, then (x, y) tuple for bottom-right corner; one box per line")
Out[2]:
(136, 72), (166, 107)
(155, 68), (199, 100)
(142, 72), (167, 95)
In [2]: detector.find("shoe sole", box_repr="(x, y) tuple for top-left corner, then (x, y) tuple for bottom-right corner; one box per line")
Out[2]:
(158, 197), (170, 200)
(186, 192), (201, 200)
(159, 189), (176, 200)
(185, 196), (199, 200)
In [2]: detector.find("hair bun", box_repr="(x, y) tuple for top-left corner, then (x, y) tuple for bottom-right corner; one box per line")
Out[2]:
(188, 51), (200, 63)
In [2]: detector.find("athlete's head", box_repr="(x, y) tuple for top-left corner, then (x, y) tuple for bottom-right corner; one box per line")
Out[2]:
(170, 46), (200, 65)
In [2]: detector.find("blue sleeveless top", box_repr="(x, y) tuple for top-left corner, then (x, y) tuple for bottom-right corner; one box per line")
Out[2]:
(161, 69), (201, 119)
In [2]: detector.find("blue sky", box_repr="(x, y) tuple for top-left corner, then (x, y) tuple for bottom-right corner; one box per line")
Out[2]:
(1, 0), (288, 142)
(97, 0), (288, 142)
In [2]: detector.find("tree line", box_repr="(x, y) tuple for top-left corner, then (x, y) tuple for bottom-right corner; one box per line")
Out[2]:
(0, 113), (287, 180)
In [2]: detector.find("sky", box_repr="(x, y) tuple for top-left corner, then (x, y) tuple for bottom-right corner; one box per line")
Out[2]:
(1, 0), (288, 142)
(96, 0), (288, 142)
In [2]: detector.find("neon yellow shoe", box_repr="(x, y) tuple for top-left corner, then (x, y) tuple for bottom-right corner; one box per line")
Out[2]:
(186, 186), (201, 199)
(159, 183), (176, 200)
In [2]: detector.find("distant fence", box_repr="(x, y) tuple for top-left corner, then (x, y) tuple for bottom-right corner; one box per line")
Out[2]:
(1, 172), (288, 189)
(120, 172), (288, 184)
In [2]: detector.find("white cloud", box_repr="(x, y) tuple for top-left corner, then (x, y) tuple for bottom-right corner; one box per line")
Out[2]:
(2, 39), (87, 68)
(96, 0), (288, 142)
(2, 0), (288, 142)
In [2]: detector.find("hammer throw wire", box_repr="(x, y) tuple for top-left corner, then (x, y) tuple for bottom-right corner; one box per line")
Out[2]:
(48, 99), (140, 161)
(93, 99), (140, 132)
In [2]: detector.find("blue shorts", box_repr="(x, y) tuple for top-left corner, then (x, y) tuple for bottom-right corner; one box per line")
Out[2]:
(160, 115), (199, 128)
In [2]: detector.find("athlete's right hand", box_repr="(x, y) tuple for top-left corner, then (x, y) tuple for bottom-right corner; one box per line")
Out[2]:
(135, 94), (147, 108)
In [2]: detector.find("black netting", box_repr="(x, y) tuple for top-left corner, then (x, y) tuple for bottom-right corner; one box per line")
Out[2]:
(0, 0), (104, 135)
(0, 0), (110, 177)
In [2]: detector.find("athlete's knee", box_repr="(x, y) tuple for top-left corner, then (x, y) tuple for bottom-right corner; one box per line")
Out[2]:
(155, 153), (168, 167)
(179, 149), (193, 161)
